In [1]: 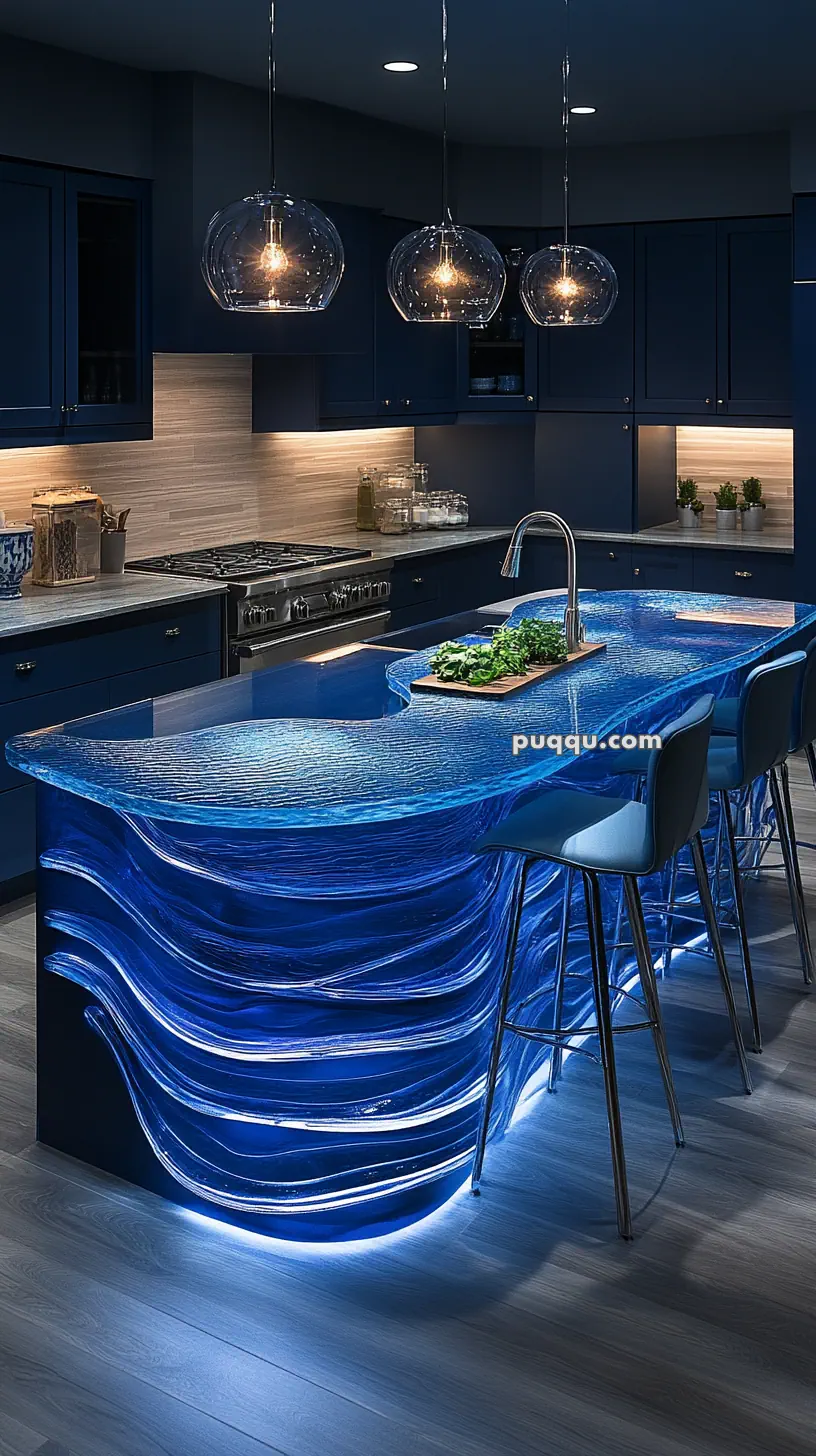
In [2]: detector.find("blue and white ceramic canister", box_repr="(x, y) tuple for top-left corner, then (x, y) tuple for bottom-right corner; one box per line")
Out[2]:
(0, 522), (35, 599)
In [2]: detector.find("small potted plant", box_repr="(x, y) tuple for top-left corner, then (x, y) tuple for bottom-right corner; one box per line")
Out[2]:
(713, 480), (738, 532)
(676, 477), (704, 530)
(740, 477), (766, 532)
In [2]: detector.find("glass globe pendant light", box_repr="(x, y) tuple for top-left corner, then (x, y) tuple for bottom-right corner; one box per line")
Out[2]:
(201, 2), (344, 313)
(387, 0), (506, 324)
(520, 0), (617, 327)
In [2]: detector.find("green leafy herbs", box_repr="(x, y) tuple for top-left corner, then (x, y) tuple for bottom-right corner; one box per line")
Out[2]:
(714, 480), (738, 510)
(430, 619), (569, 687)
(740, 476), (766, 510)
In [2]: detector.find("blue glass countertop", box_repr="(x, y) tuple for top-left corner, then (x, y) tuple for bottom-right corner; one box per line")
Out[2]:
(8, 590), (816, 829)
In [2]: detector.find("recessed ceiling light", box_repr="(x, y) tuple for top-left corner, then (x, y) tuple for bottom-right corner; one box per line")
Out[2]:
(383, 61), (419, 72)
(570, 105), (596, 115)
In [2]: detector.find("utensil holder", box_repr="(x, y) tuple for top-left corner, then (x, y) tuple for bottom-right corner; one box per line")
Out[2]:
(100, 531), (127, 574)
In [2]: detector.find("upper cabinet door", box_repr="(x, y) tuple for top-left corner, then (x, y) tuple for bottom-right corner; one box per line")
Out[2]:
(374, 216), (458, 418)
(635, 220), (718, 414)
(64, 173), (151, 428)
(717, 216), (792, 417)
(0, 161), (65, 431)
(457, 227), (538, 412)
(539, 224), (635, 412)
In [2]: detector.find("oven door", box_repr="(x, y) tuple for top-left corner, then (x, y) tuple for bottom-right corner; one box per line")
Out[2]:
(231, 610), (391, 674)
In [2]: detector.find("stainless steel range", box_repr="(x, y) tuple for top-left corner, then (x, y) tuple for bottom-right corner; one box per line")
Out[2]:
(127, 541), (393, 673)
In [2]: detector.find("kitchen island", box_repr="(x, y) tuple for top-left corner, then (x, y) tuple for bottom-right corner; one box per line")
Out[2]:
(8, 589), (816, 1241)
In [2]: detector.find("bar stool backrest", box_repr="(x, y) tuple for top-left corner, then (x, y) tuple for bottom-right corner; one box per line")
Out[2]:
(737, 651), (806, 783)
(790, 637), (816, 754)
(645, 694), (714, 872)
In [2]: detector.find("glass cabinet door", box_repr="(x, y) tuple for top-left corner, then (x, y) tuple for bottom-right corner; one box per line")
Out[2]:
(64, 173), (151, 427)
(457, 229), (538, 410)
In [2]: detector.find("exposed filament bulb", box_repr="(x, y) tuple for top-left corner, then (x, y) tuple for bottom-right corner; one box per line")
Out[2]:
(259, 212), (290, 278)
(553, 273), (579, 299)
(432, 241), (459, 291)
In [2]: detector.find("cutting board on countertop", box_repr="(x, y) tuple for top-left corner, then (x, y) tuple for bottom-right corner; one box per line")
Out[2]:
(412, 641), (607, 698)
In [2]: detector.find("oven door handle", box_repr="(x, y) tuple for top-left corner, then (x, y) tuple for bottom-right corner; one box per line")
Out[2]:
(235, 612), (391, 659)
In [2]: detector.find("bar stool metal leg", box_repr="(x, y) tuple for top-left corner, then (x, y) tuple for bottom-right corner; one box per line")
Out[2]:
(690, 832), (753, 1094)
(720, 788), (763, 1052)
(623, 875), (685, 1147)
(471, 857), (532, 1194)
(773, 762), (815, 986)
(662, 852), (679, 977)
(548, 867), (573, 1092)
(806, 742), (816, 796)
(582, 868), (633, 1241)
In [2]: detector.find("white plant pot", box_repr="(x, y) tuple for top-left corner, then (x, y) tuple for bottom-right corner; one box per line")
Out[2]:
(741, 505), (765, 532)
(677, 505), (702, 530)
(715, 508), (738, 532)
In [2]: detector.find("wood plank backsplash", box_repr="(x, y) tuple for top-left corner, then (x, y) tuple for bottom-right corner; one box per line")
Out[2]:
(0, 355), (415, 557)
(675, 426), (793, 527)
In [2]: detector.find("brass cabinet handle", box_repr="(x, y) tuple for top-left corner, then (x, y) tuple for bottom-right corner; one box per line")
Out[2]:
(401, 398), (411, 406)
(526, 395), (534, 403)
(622, 424), (630, 430)
(608, 552), (617, 560)
(14, 660), (36, 674)
(411, 577), (425, 586)
(633, 568), (641, 577)
(165, 626), (182, 638)
(705, 397), (712, 405)
(381, 399), (391, 407)
(734, 570), (752, 579)
(623, 396), (631, 403)
(717, 398), (724, 405)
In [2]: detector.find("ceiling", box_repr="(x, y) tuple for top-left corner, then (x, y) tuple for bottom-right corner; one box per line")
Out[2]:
(0, 0), (812, 149)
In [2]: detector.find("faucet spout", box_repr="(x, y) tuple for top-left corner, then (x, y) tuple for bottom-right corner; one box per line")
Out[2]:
(501, 511), (584, 654)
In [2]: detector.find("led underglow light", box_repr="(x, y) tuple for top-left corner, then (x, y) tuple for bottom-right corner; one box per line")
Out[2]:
(570, 105), (596, 114)
(384, 60), (419, 72)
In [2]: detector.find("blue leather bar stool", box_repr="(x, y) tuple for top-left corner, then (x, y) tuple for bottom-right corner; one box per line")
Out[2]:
(608, 652), (807, 1052)
(470, 694), (751, 1241)
(713, 638), (816, 989)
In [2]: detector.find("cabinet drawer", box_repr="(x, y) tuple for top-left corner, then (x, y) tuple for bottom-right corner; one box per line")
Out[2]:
(0, 783), (36, 887)
(0, 681), (109, 793)
(99, 599), (222, 676)
(108, 651), (222, 710)
(389, 563), (441, 612)
(631, 545), (694, 591)
(0, 631), (106, 704)
(692, 549), (794, 601)
(578, 541), (632, 590)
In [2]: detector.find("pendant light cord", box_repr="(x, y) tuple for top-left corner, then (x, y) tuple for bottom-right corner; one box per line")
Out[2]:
(441, 0), (452, 224)
(561, 0), (570, 247)
(268, 0), (277, 192)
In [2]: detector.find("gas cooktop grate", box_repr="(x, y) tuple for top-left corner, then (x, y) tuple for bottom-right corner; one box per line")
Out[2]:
(126, 541), (373, 582)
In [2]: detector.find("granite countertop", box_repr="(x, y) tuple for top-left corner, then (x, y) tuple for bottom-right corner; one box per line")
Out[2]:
(0, 575), (228, 641)
(300, 526), (513, 562)
(311, 522), (794, 557)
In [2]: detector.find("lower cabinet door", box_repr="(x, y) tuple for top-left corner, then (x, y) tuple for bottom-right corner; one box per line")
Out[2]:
(692, 549), (794, 601)
(631, 545), (695, 591)
(578, 541), (632, 590)
(107, 652), (222, 709)
(0, 784), (36, 888)
(0, 680), (110, 793)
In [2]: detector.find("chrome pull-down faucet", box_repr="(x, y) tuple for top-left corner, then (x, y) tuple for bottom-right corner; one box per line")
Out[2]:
(501, 511), (584, 654)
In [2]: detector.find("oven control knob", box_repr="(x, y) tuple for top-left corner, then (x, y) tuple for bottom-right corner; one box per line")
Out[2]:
(261, 605), (275, 625)
(350, 583), (362, 604)
(326, 589), (342, 610)
(246, 605), (264, 627)
(379, 580), (390, 599)
(292, 597), (309, 622)
(360, 580), (372, 601)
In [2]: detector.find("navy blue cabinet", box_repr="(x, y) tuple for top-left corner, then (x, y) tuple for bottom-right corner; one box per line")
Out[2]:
(631, 544), (694, 591)
(716, 217), (792, 416)
(458, 230), (538, 412)
(387, 541), (508, 631)
(691, 547), (794, 600)
(534, 413), (635, 533)
(636, 221), (719, 415)
(0, 598), (222, 896)
(0, 161), (65, 434)
(0, 160), (152, 446)
(373, 217), (458, 421)
(65, 173), (152, 430)
(539, 225), (635, 412)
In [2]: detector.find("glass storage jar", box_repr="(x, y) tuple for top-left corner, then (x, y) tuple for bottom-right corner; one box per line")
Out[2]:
(31, 487), (101, 587)
(374, 471), (415, 529)
(356, 466), (380, 531)
(448, 493), (470, 528)
(425, 492), (450, 529)
(378, 497), (413, 534)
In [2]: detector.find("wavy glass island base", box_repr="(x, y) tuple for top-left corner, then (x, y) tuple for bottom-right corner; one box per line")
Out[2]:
(8, 590), (815, 1242)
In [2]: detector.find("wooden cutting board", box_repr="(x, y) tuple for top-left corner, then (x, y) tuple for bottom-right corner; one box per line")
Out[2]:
(412, 641), (607, 698)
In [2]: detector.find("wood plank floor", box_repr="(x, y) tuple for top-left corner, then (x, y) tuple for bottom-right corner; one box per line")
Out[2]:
(2, 763), (816, 1455)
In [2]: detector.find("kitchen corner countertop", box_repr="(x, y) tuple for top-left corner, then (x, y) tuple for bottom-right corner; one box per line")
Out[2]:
(302, 526), (513, 561)
(0, 575), (228, 641)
